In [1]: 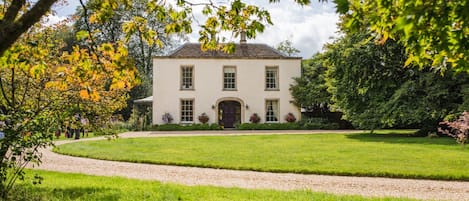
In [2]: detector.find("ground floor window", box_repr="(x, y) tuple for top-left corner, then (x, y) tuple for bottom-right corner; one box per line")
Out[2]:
(180, 99), (194, 122)
(265, 100), (279, 122)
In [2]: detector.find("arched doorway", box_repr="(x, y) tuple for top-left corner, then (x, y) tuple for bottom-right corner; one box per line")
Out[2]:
(218, 101), (241, 128)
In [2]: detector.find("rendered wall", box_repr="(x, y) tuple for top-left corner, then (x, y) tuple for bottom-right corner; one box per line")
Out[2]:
(152, 58), (301, 125)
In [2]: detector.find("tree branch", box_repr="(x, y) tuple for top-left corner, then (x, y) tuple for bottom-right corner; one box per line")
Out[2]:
(0, 0), (58, 56)
(11, 68), (15, 109)
(2, 0), (26, 22)
(0, 76), (12, 108)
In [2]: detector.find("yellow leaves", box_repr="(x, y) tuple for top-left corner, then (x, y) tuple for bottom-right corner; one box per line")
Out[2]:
(110, 80), (126, 90)
(29, 62), (47, 78)
(76, 30), (90, 40)
(155, 39), (163, 48)
(79, 89), (101, 102)
(377, 31), (389, 45)
(55, 40), (136, 105)
(99, 43), (115, 52)
(90, 90), (101, 102)
(122, 21), (136, 39)
(89, 14), (99, 24)
(404, 54), (414, 67)
(45, 81), (68, 91)
(79, 89), (90, 99)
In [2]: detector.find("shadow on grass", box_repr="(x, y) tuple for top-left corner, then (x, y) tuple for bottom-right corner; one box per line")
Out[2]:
(345, 133), (455, 146)
(48, 187), (121, 201)
(11, 185), (122, 201)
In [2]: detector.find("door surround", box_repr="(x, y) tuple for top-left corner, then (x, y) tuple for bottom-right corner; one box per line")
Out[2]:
(215, 97), (245, 127)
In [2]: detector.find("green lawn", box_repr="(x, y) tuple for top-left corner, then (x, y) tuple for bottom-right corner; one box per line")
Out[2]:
(54, 130), (469, 180)
(11, 170), (416, 201)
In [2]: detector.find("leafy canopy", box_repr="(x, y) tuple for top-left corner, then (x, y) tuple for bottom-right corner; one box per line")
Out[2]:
(323, 32), (468, 130)
(290, 54), (331, 111)
(0, 20), (137, 198)
(337, 0), (469, 73)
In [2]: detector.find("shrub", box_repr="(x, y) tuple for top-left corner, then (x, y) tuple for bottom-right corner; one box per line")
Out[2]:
(285, 113), (297, 122)
(236, 117), (341, 130)
(149, 123), (222, 131)
(298, 118), (340, 130)
(162, 113), (173, 124)
(438, 111), (469, 148)
(93, 121), (129, 136)
(198, 113), (209, 124)
(236, 123), (301, 130)
(249, 113), (261, 123)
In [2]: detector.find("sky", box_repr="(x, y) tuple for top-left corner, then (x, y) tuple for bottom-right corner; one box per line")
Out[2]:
(53, 0), (339, 59)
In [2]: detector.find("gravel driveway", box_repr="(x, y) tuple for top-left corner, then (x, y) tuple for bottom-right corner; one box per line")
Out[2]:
(32, 131), (469, 201)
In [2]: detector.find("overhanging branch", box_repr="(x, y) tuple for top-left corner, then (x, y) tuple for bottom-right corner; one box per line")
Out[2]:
(0, 0), (58, 56)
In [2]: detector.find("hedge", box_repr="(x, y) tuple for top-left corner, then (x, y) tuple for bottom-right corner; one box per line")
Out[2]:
(149, 123), (222, 131)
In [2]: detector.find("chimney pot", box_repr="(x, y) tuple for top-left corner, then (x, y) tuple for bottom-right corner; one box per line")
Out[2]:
(240, 31), (247, 44)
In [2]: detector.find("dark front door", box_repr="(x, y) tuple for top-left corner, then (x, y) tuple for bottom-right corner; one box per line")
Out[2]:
(219, 101), (241, 128)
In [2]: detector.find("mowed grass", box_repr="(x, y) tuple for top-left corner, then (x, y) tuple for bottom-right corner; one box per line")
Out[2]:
(54, 130), (469, 180)
(14, 170), (416, 201)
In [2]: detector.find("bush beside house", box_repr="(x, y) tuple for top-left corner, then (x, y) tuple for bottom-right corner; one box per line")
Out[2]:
(149, 123), (222, 131)
(236, 118), (339, 130)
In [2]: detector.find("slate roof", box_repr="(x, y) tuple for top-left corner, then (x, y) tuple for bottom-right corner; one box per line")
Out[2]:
(156, 43), (301, 59)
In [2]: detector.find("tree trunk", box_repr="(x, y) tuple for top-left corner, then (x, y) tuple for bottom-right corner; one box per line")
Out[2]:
(0, 0), (58, 56)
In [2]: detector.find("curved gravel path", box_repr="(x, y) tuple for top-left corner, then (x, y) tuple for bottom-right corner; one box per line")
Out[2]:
(33, 131), (469, 201)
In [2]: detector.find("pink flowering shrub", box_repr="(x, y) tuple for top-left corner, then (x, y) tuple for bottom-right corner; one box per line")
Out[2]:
(438, 111), (469, 148)
(249, 113), (261, 124)
(285, 113), (297, 123)
(198, 113), (209, 124)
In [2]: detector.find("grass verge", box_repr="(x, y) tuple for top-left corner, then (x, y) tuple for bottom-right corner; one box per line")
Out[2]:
(9, 170), (416, 201)
(54, 130), (469, 181)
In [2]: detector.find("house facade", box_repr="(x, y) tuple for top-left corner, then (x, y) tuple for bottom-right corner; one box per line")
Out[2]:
(152, 41), (301, 127)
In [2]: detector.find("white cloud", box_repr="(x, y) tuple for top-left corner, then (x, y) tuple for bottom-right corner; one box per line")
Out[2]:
(186, 1), (339, 58)
(43, 14), (68, 26)
(252, 2), (339, 58)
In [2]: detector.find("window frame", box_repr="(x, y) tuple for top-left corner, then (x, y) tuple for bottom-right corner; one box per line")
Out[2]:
(265, 66), (279, 91)
(180, 65), (194, 90)
(180, 99), (194, 123)
(265, 99), (280, 123)
(222, 66), (237, 91)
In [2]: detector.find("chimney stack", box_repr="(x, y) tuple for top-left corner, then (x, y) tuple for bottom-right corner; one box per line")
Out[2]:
(240, 31), (247, 44)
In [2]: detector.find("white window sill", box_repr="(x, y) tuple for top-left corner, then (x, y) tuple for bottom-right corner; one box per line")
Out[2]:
(265, 121), (279, 123)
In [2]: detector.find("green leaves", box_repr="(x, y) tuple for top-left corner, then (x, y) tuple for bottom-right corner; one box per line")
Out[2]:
(196, 0), (273, 53)
(333, 0), (349, 14)
(340, 0), (469, 73)
(76, 30), (90, 41)
(323, 32), (469, 130)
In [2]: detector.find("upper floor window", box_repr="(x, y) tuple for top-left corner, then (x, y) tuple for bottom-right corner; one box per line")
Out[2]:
(265, 66), (279, 90)
(180, 99), (194, 122)
(265, 99), (279, 122)
(223, 66), (236, 90)
(181, 66), (193, 90)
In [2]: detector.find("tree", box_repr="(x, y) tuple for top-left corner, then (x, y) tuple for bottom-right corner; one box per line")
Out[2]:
(336, 0), (469, 74)
(0, 1), (318, 197)
(276, 39), (300, 56)
(324, 32), (469, 131)
(0, 0), (324, 198)
(4, 0), (467, 73)
(290, 53), (331, 115)
(1, 0), (314, 56)
(73, 0), (182, 119)
(0, 21), (137, 198)
(0, 0), (59, 56)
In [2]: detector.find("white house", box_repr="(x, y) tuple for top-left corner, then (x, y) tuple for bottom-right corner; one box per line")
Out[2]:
(152, 39), (301, 128)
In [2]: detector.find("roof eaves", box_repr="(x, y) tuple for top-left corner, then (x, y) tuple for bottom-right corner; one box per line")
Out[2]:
(153, 43), (303, 59)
